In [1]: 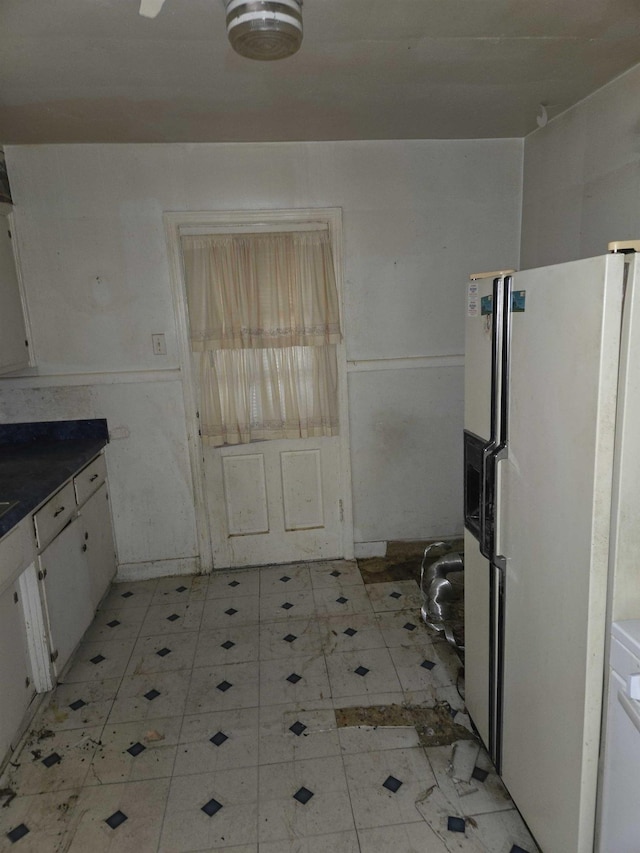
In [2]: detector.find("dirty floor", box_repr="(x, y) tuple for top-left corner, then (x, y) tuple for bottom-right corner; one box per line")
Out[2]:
(0, 560), (538, 852)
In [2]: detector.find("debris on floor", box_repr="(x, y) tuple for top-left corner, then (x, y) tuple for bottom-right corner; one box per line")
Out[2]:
(335, 701), (477, 748)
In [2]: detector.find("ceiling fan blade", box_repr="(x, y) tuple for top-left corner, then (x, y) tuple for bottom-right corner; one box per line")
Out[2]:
(139, 0), (167, 18)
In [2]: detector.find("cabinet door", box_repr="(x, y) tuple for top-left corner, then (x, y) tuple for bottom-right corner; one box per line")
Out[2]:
(0, 215), (29, 374)
(0, 581), (35, 763)
(39, 516), (93, 675)
(80, 483), (117, 610)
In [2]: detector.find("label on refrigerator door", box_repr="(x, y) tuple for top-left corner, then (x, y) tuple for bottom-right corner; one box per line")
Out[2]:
(468, 281), (479, 316)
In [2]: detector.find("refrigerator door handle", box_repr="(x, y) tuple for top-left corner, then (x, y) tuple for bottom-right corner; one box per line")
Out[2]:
(479, 275), (504, 561)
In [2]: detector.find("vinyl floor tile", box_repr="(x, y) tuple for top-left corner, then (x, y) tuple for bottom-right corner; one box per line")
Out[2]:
(138, 600), (205, 637)
(107, 669), (191, 724)
(259, 589), (318, 622)
(258, 705), (340, 765)
(425, 743), (514, 817)
(312, 584), (374, 617)
(325, 646), (403, 701)
(36, 677), (121, 732)
(194, 624), (260, 667)
(308, 560), (364, 590)
(257, 755), (354, 843)
(186, 661), (260, 714)
(125, 631), (198, 677)
(259, 617), (324, 660)
(357, 821), (450, 853)
(87, 716), (182, 785)
(338, 723), (421, 755)
(200, 595), (260, 629)
(62, 637), (137, 684)
(67, 777), (170, 852)
(1, 725), (103, 796)
(175, 707), (260, 775)
(159, 767), (259, 851)
(150, 575), (207, 605)
(365, 580), (423, 613)
(259, 655), (331, 707)
(343, 746), (437, 830)
(207, 568), (261, 600)
(0, 788), (83, 852)
(83, 607), (148, 643)
(259, 562), (312, 595)
(319, 611), (386, 654)
(258, 829), (360, 853)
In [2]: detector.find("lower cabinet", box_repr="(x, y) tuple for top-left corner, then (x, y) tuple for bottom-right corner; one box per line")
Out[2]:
(0, 580), (36, 762)
(39, 516), (94, 676)
(80, 483), (117, 612)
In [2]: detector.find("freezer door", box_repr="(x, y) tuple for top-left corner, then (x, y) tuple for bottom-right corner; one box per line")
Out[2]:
(499, 252), (625, 853)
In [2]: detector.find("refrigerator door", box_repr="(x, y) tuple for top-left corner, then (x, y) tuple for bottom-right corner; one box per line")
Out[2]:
(464, 273), (504, 749)
(499, 253), (625, 853)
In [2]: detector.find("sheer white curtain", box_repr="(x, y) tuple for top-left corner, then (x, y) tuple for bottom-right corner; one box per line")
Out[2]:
(181, 230), (342, 447)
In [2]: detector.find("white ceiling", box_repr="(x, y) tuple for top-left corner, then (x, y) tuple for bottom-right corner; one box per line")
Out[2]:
(1, 0), (640, 144)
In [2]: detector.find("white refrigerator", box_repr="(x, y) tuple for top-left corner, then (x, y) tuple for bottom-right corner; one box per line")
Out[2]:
(463, 246), (640, 853)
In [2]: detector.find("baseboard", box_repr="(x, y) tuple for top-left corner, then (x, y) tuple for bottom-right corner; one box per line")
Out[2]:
(354, 541), (388, 558)
(116, 556), (202, 582)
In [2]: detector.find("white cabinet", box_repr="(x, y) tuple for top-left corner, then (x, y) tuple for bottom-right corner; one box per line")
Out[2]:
(39, 516), (94, 676)
(80, 482), (117, 611)
(36, 452), (117, 677)
(0, 580), (35, 762)
(0, 214), (29, 374)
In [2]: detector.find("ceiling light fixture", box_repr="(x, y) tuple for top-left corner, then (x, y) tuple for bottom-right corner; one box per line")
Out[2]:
(225, 0), (303, 61)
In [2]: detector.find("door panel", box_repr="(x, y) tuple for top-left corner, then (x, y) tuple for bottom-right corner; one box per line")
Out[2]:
(500, 253), (625, 853)
(281, 449), (323, 531)
(222, 454), (269, 536)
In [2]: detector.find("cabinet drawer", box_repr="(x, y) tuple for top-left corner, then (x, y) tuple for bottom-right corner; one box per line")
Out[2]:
(33, 482), (75, 550)
(74, 454), (106, 505)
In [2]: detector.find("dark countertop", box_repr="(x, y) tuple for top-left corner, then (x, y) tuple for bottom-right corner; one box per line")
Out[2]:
(0, 420), (109, 539)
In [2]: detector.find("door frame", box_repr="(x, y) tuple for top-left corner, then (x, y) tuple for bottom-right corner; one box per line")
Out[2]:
(163, 207), (354, 572)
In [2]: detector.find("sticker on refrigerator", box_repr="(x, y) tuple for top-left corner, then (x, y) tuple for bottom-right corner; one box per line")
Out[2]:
(468, 281), (479, 316)
(481, 294), (493, 315)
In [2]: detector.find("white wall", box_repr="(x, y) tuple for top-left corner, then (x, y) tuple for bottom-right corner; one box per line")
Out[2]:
(521, 64), (640, 269)
(0, 140), (522, 574)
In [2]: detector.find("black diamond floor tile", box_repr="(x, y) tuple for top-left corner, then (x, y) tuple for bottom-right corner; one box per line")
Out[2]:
(167, 613), (180, 622)
(330, 570), (341, 577)
(217, 680), (232, 692)
(343, 627), (357, 637)
(355, 666), (369, 677)
(280, 575), (291, 583)
(447, 816), (466, 833)
(389, 591), (402, 599)
(69, 699), (86, 711)
(283, 634), (297, 643)
(210, 731), (229, 747)
(225, 608), (238, 616)
(202, 798), (223, 817)
(107, 619), (121, 628)
(281, 602), (294, 610)
(6, 823), (29, 843)
(175, 585), (188, 593)
(382, 775), (402, 793)
(336, 597), (348, 604)
(289, 721), (307, 736)
(41, 752), (61, 768)
(421, 659), (436, 670)
(105, 810), (128, 829)
(229, 580), (240, 588)
(221, 640), (235, 650)
(121, 591), (134, 599)
(90, 654), (105, 665)
(293, 787), (314, 805)
(403, 622), (417, 631)
(509, 846), (530, 853)
(287, 673), (302, 684)
(144, 689), (160, 701)
(127, 742), (146, 757)
(156, 647), (172, 657)
(471, 766), (489, 783)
